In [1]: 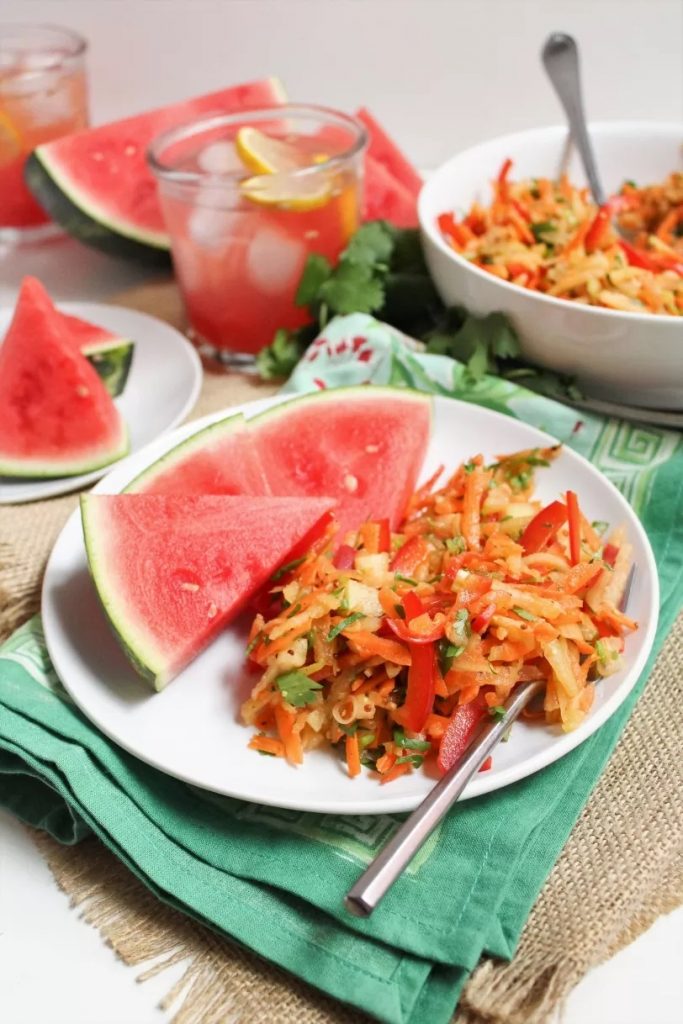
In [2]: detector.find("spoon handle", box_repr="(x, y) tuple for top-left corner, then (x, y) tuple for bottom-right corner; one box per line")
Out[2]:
(344, 680), (544, 918)
(542, 33), (606, 206)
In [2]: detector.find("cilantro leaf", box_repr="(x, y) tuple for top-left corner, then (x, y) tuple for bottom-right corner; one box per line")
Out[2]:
(327, 612), (365, 641)
(275, 671), (322, 708)
(295, 253), (332, 307)
(437, 637), (465, 676)
(489, 705), (507, 720)
(393, 729), (431, 751)
(271, 556), (305, 581)
(512, 606), (537, 621)
(255, 327), (311, 380)
(531, 220), (556, 242)
(317, 261), (385, 315)
(342, 220), (396, 268)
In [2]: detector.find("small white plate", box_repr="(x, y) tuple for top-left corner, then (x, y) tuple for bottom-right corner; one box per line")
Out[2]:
(41, 394), (659, 815)
(0, 302), (202, 504)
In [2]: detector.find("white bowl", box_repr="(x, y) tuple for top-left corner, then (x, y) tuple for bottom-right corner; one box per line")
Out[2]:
(419, 122), (683, 409)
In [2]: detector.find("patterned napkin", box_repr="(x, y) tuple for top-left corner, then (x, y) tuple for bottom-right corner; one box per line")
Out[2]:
(0, 314), (681, 1024)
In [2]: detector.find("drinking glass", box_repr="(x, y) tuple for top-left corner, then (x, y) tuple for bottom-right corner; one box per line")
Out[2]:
(148, 105), (367, 371)
(0, 23), (89, 243)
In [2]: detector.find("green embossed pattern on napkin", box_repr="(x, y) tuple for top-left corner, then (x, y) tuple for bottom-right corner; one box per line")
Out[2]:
(1, 314), (682, 1024)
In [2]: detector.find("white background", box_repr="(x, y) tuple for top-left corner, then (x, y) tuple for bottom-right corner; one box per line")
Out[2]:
(1, 1), (682, 1022)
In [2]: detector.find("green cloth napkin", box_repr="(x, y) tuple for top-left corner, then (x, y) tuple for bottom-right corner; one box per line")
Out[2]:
(1, 314), (682, 1024)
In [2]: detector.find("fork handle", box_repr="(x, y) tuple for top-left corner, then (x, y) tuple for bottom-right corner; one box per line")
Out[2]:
(541, 33), (606, 207)
(344, 680), (544, 917)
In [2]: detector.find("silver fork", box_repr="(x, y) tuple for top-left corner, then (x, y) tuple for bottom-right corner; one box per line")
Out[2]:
(344, 566), (635, 918)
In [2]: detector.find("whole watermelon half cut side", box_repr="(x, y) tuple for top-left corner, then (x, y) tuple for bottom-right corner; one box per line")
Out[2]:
(248, 386), (432, 542)
(356, 107), (423, 198)
(80, 493), (336, 689)
(363, 155), (419, 228)
(0, 278), (129, 478)
(59, 311), (134, 397)
(124, 412), (271, 496)
(24, 77), (287, 265)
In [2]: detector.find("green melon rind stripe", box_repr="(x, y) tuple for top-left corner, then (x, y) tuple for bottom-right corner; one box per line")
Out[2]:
(84, 338), (135, 398)
(80, 495), (166, 690)
(248, 385), (433, 432)
(123, 413), (246, 493)
(30, 148), (170, 249)
(0, 420), (129, 479)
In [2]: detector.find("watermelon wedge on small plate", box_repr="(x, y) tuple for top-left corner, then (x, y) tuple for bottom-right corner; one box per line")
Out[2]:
(41, 391), (657, 815)
(0, 302), (201, 505)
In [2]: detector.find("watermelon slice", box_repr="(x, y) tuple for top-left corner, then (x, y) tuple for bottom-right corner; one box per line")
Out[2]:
(364, 155), (419, 227)
(124, 413), (270, 495)
(81, 493), (335, 688)
(60, 311), (134, 397)
(0, 278), (129, 478)
(249, 387), (432, 541)
(25, 78), (287, 265)
(356, 108), (423, 198)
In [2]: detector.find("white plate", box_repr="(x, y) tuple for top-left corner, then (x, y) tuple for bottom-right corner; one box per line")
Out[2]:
(0, 302), (202, 504)
(41, 394), (659, 814)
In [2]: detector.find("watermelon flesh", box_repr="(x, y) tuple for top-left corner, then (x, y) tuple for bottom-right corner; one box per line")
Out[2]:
(356, 108), (423, 198)
(81, 493), (335, 689)
(363, 155), (419, 227)
(25, 78), (286, 262)
(124, 413), (270, 496)
(59, 311), (134, 397)
(0, 278), (128, 478)
(250, 387), (432, 541)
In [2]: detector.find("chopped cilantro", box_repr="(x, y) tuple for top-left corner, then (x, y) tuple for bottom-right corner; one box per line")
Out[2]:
(395, 573), (418, 585)
(245, 632), (262, 655)
(531, 220), (556, 242)
(463, 461), (476, 474)
(359, 732), (376, 749)
(271, 556), (305, 581)
(512, 606), (537, 621)
(393, 729), (431, 751)
(489, 705), (507, 720)
(446, 536), (466, 554)
(327, 612), (365, 640)
(275, 671), (323, 708)
(360, 747), (381, 770)
(395, 754), (424, 768)
(437, 638), (465, 676)
(452, 608), (471, 643)
(591, 520), (609, 536)
(338, 721), (358, 736)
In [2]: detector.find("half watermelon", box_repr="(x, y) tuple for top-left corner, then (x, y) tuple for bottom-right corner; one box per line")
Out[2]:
(25, 78), (286, 264)
(60, 311), (134, 397)
(249, 386), (432, 541)
(81, 493), (335, 688)
(0, 278), (129, 478)
(124, 413), (270, 495)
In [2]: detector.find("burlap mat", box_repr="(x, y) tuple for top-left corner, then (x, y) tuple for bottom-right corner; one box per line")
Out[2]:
(2, 281), (682, 1023)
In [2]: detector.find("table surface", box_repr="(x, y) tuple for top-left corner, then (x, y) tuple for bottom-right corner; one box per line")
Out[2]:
(1, 239), (682, 1024)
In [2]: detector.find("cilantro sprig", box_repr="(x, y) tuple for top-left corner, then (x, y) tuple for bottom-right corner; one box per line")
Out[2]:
(275, 671), (322, 708)
(255, 221), (581, 399)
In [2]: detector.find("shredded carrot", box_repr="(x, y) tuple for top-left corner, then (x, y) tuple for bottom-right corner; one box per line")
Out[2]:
(346, 632), (412, 666)
(380, 762), (411, 785)
(248, 736), (285, 758)
(345, 733), (361, 778)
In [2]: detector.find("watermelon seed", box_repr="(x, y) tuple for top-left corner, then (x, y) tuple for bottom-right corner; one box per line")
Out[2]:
(76, 385), (89, 397)
(344, 473), (358, 493)
(125, 144), (137, 156)
(180, 582), (200, 593)
(365, 444), (379, 453)
(208, 602), (218, 619)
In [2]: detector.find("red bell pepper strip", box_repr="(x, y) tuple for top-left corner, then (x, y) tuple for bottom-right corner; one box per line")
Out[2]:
(437, 212), (473, 248)
(603, 542), (619, 566)
(471, 602), (496, 633)
(566, 490), (581, 566)
(497, 157), (513, 183)
(618, 239), (683, 277)
(402, 590), (424, 620)
(520, 500), (567, 554)
(437, 696), (487, 773)
(390, 535), (429, 574)
(333, 544), (356, 570)
(584, 203), (613, 253)
(478, 756), (493, 772)
(386, 614), (445, 645)
(400, 641), (437, 733)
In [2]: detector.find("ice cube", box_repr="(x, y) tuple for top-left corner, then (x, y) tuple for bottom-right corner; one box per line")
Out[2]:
(197, 141), (243, 175)
(22, 78), (75, 124)
(246, 227), (306, 296)
(188, 185), (243, 249)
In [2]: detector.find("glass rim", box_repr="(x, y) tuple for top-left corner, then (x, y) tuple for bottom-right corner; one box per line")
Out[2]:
(0, 22), (88, 60)
(147, 103), (368, 188)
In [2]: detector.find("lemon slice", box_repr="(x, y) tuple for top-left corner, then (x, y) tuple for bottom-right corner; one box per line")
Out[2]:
(0, 109), (22, 165)
(235, 126), (306, 175)
(240, 171), (333, 212)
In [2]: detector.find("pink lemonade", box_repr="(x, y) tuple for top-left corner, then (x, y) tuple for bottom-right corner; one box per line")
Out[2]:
(150, 107), (367, 369)
(0, 25), (88, 233)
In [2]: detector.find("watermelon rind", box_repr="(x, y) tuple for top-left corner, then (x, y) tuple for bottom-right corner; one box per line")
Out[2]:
(248, 384), (433, 431)
(80, 494), (166, 687)
(84, 338), (135, 397)
(25, 151), (172, 266)
(0, 422), (129, 479)
(123, 412), (246, 493)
